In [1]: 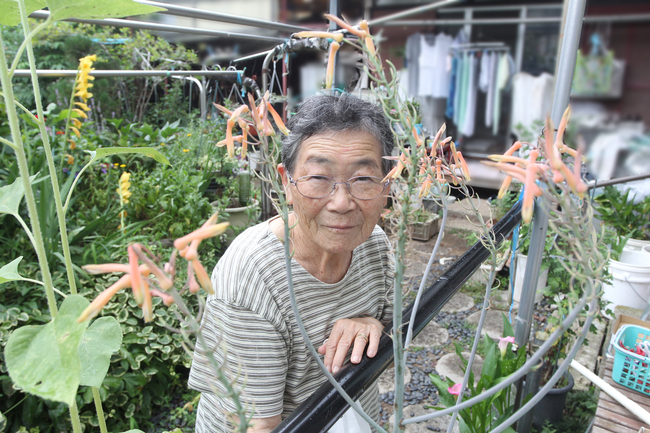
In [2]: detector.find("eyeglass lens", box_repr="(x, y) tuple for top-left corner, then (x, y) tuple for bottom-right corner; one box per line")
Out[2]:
(294, 176), (385, 200)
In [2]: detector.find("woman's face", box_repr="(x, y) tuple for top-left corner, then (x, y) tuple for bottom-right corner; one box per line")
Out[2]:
(280, 129), (388, 255)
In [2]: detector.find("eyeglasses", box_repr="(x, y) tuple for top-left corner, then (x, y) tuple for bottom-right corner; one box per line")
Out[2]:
(287, 173), (389, 200)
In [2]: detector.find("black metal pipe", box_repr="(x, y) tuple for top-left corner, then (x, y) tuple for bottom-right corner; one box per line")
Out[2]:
(272, 200), (523, 433)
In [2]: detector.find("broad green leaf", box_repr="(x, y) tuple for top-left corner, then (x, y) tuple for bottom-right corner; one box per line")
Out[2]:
(87, 147), (170, 167)
(4, 295), (90, 406)
(0, 0), (46, 26)
(121, 430), (145, 433)
(46, 0), (164, 22)
(0, 257), (27, 285)
(78, 317), (122, 388)
(0, 410), (6, 432)
(502, 312), (514, 338)
(481, 344), (497, 380)
(0, 175), (36, 216)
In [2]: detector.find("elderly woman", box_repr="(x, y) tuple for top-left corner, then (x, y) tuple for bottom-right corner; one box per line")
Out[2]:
(189, 93), (395, 433)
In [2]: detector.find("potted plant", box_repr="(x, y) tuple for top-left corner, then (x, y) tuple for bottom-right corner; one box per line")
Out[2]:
(594, 185), (650, 253)
(383, 207), (441, 241)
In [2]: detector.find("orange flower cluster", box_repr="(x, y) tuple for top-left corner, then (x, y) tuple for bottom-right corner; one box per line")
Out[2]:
(381, 124), (470, 198)
(213, 92), (289, 158)
(483, 107), (587, 223)
(78, 213), (229, 323)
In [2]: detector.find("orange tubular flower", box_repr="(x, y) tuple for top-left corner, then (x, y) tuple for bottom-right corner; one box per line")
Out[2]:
(266, 101), (290, 135)
(324, 14), (367, 39)
(488, 154), (530, 166)
(191, 260), (214, 295)
(229, 105), (250, 121)
(294, 31), (344, 43)
(141, 280), (153, 323)
(132, 245), (174, 292)
(83, 263), (130, 274)
(237, 118), (249, 158)
(248, 93), (263, 131)
(504, 141), (522, 157)
(544, 117), (562, 170)
(174, 222), (231, 251)
(456, 152), (471, 181)
(411, 126), (423, 147)
(522, 150), (540, 223)
(225, 119), (236, 158)
(184, 239), (200, 261)
(150, 288), (174, 307)
(498, 176), (513, 200)
(481, 161), (527, 182)
(187, 264), (200, 294)
(77, 274), (131, 322)
(359, 21), (376, 57)
(213, 103), (233, 117)
(325, 41), (341, 89)
(128, 245), (144, 305)
(554, 106), (571, 150)
(431, 124), (446, 149)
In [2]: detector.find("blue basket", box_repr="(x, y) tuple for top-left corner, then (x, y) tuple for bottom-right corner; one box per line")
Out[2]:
(612, 324), (650, 395)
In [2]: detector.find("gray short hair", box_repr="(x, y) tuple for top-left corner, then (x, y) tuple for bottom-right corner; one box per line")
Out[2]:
(281, 93), (394, 176)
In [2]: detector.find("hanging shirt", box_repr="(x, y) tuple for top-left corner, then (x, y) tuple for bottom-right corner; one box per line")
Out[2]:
(485, 52), (498, 128)
(510, 72), (555, 134)
(431, 33), (453, 98)
(462, 53), (479, 137)
(479, 50), (490, 92)
(453, 53), (464, 126)
(493, 53), (511, 135)
(456, 52), (471, 128)
(446, 55), (459, 118)
(405, 33), (422, 97)
(418, 35), (438, 97)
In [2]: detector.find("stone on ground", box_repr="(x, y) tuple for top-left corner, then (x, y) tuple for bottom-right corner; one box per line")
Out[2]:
(466, 310), (506, 340)
(388, 403), (459, 433)
(441, 292), (474, 313)
(377, 366), (413, 394)
(436, 352), (484, 385)
(568, 319), (607, 390)
(411, 321), (449, 348)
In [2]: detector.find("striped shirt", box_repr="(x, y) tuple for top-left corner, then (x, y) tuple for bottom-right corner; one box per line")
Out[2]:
(188, 219), (395, 432)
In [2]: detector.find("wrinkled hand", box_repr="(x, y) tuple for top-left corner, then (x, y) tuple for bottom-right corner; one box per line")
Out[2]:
(318, 317), (383, 374)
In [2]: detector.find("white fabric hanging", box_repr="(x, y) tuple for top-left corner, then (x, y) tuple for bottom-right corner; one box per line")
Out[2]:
(431, 33), (453, 98)
(418, 36), (438, 97)
(479, 51), (490, 92)
(510, 72), (555, 134)
(461, 53), (479, 137)
(485, 52), (498, 128)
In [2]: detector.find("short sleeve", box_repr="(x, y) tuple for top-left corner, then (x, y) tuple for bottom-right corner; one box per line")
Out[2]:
(188, 298), (288, 419)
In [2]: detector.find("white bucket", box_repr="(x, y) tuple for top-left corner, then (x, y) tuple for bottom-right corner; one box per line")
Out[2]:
(602, 259), (650, 311)
(643, 245), (650, 257)
(512, 253), (548, 303)
(624, 238), (650, 253)
(620, 250), (650, 267)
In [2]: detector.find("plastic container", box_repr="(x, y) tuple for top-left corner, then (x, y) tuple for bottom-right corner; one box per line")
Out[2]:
(602, 259), (650, 311)
(611, 324), (650, 395)
(644, 245), (650, 257)
(625, 238), (650, 253)
(511, 253), (548, 303)
(409, 215), (440, 241)
(532, 372), (574, 429)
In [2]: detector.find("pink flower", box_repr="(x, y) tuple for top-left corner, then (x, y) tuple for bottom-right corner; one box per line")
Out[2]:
(498, 336), (516, 358)
(448, 383), (463, 396)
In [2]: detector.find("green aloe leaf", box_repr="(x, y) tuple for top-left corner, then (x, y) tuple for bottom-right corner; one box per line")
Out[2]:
(87, 147), (171, 167)
(0, 0), (46, 26)
(0, 257), (27, 285)
(4, 295), (90, 406)
(78, 316), (123, 388)
(45, 0), (164, 22)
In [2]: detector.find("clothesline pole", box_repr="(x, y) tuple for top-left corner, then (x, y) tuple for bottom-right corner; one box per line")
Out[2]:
(513, 0), (588, 431)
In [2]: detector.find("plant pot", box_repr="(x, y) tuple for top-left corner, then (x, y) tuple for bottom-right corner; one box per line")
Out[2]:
(211, 199), (260, 245)
(624, 238), (650, 253)
(602, 258), (650, 312)
(532, 372), (574, 430)
(511, 253), (548, 304)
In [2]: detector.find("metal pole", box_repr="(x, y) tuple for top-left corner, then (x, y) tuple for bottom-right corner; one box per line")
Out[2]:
(514, 1), (587, 431)
(233, 49), (274, 63)
(133, 0), (310, 33)
(367, 0), (461, 27)
(514, 6), (527, 72)
(29, 10), (287, 43)
(12, 69), (242, 79)
(375, 14), (650, 26)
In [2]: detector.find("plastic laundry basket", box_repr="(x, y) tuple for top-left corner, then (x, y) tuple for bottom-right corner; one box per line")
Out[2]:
(611, 324), (650, 395)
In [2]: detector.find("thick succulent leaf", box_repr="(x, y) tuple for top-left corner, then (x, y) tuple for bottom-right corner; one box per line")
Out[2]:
(46, 0), (164, 22)
(78, 317), (123, 388)
(4, 295), (89, 405)
(0, 0), (46, 26)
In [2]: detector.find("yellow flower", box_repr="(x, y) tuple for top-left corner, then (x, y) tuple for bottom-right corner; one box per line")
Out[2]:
(182, 149), (189, 153)
(117, 171), (132, 203)
(160, 142), (165, 146)
(120, 164), (126, 168)
(75, 54), (97, 103)
(65, 154), (74, 165)
(113, 163), (119, 167)
(186, 133), (192, 137)
(68, 139), (76, 150)
(71, 118), (82, 128)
